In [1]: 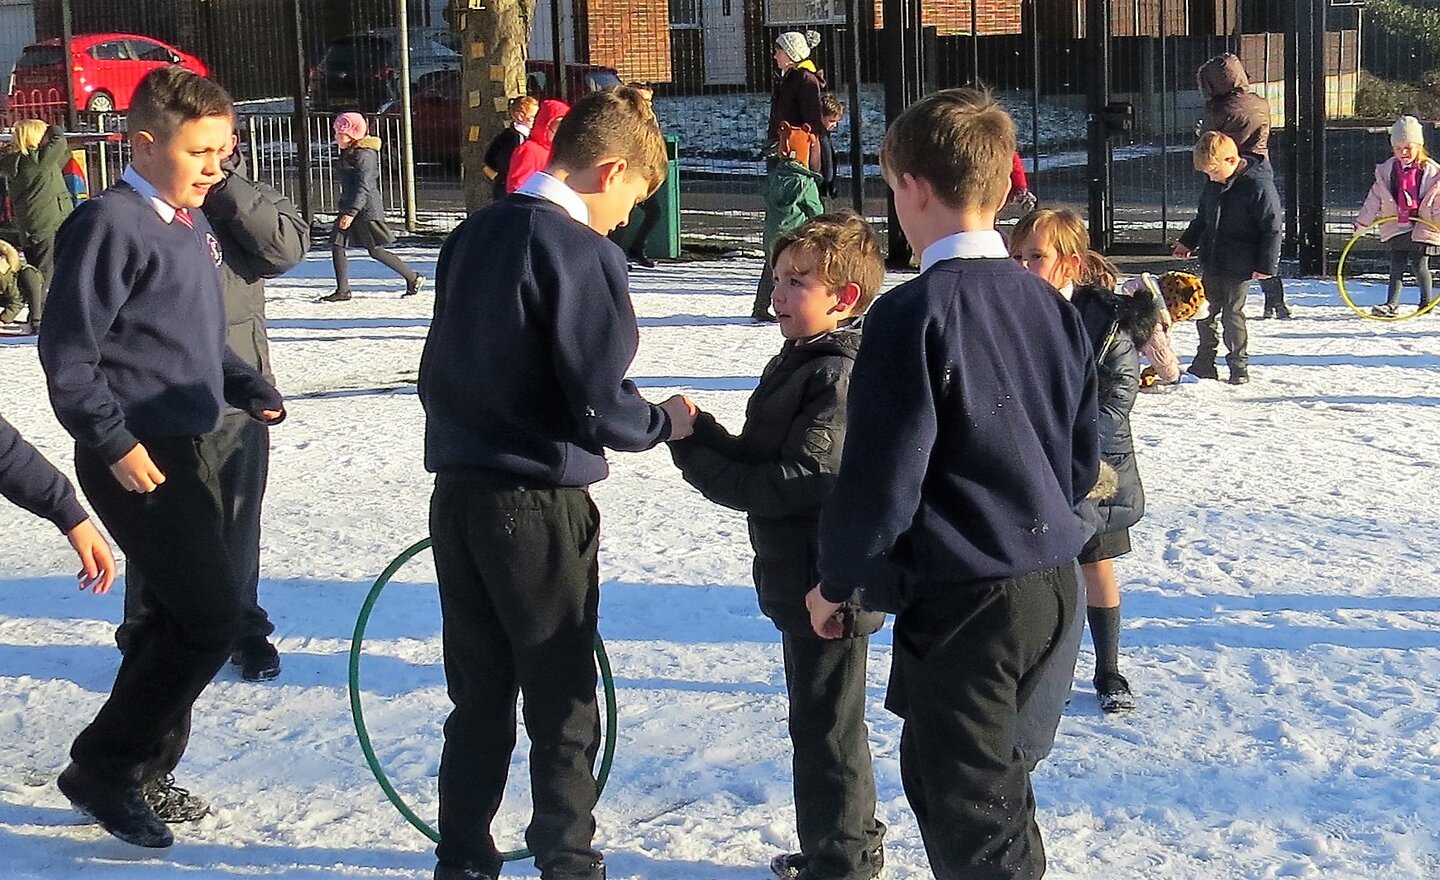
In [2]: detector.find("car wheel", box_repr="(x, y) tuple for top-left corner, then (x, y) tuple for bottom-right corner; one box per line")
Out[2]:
(86, 92), (115, 113)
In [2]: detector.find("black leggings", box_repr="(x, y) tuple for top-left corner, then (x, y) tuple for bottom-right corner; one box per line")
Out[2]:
(1386, 248), (1435, 308)
(331, 236), (416, 293)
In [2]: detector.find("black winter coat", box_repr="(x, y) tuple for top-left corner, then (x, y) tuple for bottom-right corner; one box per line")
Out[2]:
(1179, 153), (1283, 279)
(767, 64), (826, 142)
(336, 136), (385, 220)
(1072, 285), (1147, 534)
(203, 153), (309, 384)
(670, 325), (885, 637)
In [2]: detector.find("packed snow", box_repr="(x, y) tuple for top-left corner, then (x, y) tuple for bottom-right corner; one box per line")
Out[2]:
(1, 246), (1438, 879)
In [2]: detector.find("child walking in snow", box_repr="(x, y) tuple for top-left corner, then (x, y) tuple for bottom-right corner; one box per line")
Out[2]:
(1013, 208), (1154, 713)
(671, 212), (887, 880)
(1356, 116), (1439, 318)
(319, 112), (421, 303)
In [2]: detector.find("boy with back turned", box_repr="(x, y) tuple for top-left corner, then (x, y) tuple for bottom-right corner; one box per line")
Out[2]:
(418, 86), (695, 880)
(806, 89), (1100, 880)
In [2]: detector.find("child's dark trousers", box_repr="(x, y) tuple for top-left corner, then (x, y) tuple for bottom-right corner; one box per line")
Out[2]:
(1196, 274), (1250, 373)
(782, 630), (886, 879)
(885, 562), (1078, 880)
(429, 477), (605, 880)
(70, 436), (244, 786)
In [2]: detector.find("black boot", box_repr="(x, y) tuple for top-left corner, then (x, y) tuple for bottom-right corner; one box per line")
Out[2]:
(231, 635), (281, 682)
(318, 290), (352, 303)
(1187, 356), (1218, 380)
(58, 763), (173, 848)
(1228, 362), (1250, 385)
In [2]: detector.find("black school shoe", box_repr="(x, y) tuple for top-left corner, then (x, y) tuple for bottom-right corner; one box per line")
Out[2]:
(434, 866), (497, 880)
(771, 846), (885, 880)
(57, 763), (173, 848)
(319, 290), (352, 303)
(404, 275), (425, 297)
(1095, 672), (1135, 714)
(1186, 361), (1219, 380)
(231, 635), (281, 682)
(144, 773), (211, 823)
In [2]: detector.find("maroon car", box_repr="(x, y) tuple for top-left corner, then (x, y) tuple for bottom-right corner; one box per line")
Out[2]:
(381, 61), (621, 167)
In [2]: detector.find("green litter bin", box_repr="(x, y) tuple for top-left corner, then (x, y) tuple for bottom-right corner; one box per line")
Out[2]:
(615, 134), (679, 259)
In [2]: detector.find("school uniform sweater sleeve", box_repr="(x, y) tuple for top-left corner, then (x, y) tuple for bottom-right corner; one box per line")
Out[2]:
(0, 413), (88, 532)
(39, 205), (143, 464)
(540, 233), (670, 452)
(221, 348), (285, 421)
(816, 290), (938, 602)
(669, 365), (847, 517)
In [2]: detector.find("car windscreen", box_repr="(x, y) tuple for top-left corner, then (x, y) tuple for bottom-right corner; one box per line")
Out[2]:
(15, 46), (64, 68)
(323, 38), (389, 74)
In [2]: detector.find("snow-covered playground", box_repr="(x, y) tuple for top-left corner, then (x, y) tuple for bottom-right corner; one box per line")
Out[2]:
(1, 245), (1438, 879)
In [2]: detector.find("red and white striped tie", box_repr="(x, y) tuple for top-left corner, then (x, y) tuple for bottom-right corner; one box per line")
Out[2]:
(174, 208), (194, 229)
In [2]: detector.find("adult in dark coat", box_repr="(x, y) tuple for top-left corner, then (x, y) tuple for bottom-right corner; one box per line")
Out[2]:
(0, 120), (75, 330)
(768, 30), (826, 143)
(1198, 53), (1289, 319)
(320, 112), (420, 302)
(117, 147), (309, 688)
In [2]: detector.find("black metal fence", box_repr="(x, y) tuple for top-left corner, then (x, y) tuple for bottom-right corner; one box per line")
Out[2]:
(0, 0), (1437, 269)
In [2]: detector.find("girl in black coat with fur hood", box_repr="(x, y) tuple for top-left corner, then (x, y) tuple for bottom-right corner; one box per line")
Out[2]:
(1013, 209), (1157, 715)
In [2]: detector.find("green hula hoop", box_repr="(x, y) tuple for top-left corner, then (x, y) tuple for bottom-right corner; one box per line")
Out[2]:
(348, 537), (619, 860)
(1337, 216), (1440, 322)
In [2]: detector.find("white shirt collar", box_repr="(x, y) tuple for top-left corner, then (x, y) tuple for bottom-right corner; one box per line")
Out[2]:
(516, 171), (589, 226)
(918, 230), (1009, 273)
(1057, 282), (1075, 301)
(121, 165), (182, 223)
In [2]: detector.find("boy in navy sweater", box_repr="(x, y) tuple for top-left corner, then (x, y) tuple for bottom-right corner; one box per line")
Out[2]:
(1173, 131), (1282, 385)
(0, 412), (114, 592)
(807, 90), (1099, 880)
(39, 67), (284, 849)
(418, 86), (693, 880)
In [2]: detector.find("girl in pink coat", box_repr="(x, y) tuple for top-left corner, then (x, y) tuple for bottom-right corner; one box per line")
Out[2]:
(1356, 116), (1440, 317)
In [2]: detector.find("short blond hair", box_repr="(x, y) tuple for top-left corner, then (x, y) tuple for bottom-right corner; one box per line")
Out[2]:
(550, 85), (667, 192)
(772, 211), (885, 314)
(879, 88), (1015, 211)
(12, 119), (48, 155)
(509, 95), (538, 118)
(1194, 130), (1238, 172)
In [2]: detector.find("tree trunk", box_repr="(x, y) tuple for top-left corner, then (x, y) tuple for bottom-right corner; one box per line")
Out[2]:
(450, 0), (534, 212)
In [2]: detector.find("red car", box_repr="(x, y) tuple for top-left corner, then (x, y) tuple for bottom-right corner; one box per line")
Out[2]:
(7, 33), (208, 116)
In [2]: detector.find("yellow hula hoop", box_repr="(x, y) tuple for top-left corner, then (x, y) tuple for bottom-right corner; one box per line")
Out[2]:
(1337, 216), (1440, 322)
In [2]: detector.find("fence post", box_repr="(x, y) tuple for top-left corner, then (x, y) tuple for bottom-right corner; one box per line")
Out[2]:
(1085, 0), (1113, 251)
(60, 0), (78, 129)
(397, 0), (419, 233)
(292, 0), (313, 226)
(1293, 0), (1327, 275)
(1283, 1), (1300, 263)
(846, 0), (865, 216)
(551, 0), (568, 104)
(881, 0), (924, 266)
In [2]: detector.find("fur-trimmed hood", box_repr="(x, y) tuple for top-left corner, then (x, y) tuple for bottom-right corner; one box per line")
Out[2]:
(352, 136), (382, 152)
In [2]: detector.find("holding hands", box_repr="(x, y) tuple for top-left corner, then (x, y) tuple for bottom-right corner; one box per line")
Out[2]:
(661, 394), (698, 441)
(1171, 242), (1194, 259)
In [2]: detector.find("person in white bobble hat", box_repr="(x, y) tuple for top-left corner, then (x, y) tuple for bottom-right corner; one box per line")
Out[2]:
(756, 29), (827, 322)
(1356, 115), (1440, 317)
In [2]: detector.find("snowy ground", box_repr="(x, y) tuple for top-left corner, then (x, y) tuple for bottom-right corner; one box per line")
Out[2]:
(2, 247), (1439, 879)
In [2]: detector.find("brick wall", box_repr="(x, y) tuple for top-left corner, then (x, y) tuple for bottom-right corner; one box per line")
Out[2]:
(874, 0), (1024, 37)
(584, 0), (673, 83)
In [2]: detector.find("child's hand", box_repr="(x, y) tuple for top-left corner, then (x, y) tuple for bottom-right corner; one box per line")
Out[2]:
(805, 586), (845, 640)
(1171, 242), (1193, 258)
(257, 408), (285, 424)
(338, 214), (354, 230)
(110, 444), (166, 493)
(1251, 272), (1271, 280)
(66, 518), (116, 594)
(660, 395), (698, 441)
